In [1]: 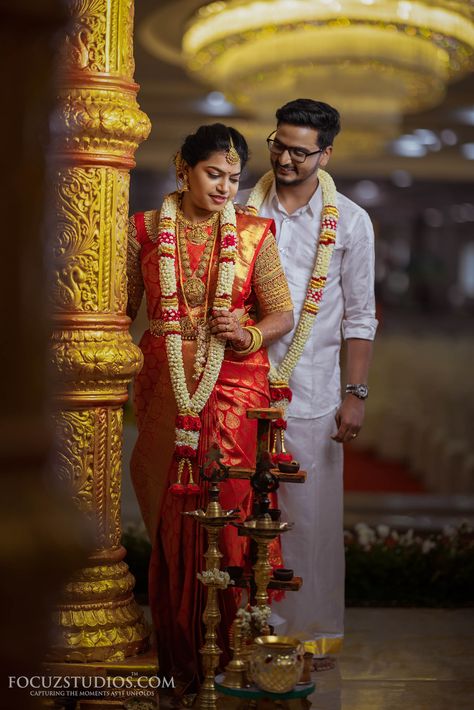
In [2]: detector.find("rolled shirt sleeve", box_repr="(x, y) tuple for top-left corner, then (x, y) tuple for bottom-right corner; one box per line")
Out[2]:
(341, 210), (378, 341)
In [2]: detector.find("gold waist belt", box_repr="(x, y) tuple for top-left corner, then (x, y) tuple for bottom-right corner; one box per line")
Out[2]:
(149, 316), (202, 341)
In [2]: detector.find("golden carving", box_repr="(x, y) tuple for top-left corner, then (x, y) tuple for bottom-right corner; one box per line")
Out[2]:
(53, 406), (131, 549)
(50, 0), (150, 665)
(51, 328), (142, 395)
(60, 0), (136, 77)
(114, 171), (130, 312)
(61, 0), (135, 78)
(54, 409), (96, 521)
(51, 594), (149, 662)
(52, 167), (102, 312)
(63, 560), (134, 601)
(51, 404), (149, 662)
(120, 0), (136, 79)
(54, 89), (150, 160)
(52, 168), (145, 314)
(61, 0), (107, 73)
(95, 407), (108, 544)
(109, 408), (123, 547)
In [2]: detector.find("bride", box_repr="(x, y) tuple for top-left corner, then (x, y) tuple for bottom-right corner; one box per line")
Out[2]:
(126, 122), (293, 690)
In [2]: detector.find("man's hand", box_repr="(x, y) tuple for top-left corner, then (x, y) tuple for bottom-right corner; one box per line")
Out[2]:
(234, 203), (254, 216)
(332, 394), (365, 443)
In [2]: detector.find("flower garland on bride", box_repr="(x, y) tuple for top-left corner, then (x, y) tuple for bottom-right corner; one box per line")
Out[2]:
(157, 193), (238, 494)
(246, 169), (339, 460)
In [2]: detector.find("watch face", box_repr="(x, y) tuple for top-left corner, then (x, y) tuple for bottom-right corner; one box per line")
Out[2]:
(347, 384), (368, 399)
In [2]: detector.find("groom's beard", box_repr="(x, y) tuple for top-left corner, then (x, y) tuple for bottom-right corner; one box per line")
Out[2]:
(273, 160), (319, 187)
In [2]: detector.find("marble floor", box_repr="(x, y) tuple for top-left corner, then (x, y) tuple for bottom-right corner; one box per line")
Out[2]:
(211, 608), (474, 710)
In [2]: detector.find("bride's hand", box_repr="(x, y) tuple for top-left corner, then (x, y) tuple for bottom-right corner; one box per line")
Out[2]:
(209, 308), (250, 348)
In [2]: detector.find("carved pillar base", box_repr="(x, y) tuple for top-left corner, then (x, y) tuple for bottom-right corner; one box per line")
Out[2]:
(49, 548), (148, 663)
(49, 315), (149, 661)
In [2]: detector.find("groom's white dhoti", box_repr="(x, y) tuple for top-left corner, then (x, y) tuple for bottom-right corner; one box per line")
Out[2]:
(238, 180), (377, 655)
(271, 411), (344, 655)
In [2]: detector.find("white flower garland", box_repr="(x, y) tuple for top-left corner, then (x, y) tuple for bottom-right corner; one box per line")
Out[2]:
(197, 568), (233, 588)
(236, 604), (271, 638)
(157, 193), (238, 491)
(246, 169), (338, 411)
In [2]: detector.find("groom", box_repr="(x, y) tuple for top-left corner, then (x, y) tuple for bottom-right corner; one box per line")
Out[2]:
(239, 99), (378, 664)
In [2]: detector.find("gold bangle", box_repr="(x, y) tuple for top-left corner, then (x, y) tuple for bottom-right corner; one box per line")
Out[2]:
(249, 325), (263, 352)
(233, 326), (263, 356)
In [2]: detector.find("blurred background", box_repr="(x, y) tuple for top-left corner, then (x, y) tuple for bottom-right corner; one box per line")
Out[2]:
(122, 0), (474, 536)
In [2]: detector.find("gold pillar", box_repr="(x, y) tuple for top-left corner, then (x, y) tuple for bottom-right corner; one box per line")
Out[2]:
(48, 0), (151, 662)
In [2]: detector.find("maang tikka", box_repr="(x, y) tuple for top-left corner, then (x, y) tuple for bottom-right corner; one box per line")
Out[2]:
(225, 133), (240, 165)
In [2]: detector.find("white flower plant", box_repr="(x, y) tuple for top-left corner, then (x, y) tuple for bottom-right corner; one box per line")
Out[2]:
(346, 520), (473, 554)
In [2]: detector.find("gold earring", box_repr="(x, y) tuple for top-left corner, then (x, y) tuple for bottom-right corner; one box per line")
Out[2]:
(174, 151), (189, 193)
(178, 173), (189, 192)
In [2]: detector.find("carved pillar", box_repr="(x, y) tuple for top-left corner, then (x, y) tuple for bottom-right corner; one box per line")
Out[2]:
(48, 0), (151, 662)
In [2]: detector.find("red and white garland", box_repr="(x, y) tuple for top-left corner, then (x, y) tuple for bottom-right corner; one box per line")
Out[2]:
(157, 193), (238, 494)
(246, 169), (339, 458)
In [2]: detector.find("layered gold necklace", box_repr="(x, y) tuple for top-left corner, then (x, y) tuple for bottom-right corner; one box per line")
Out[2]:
(176, 208), (219, 307)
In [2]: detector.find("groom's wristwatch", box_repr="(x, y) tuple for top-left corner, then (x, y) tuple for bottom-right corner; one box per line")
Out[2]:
(345, 384), (369, 400)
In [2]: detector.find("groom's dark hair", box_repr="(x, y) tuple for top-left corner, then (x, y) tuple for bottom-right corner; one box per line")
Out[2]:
(276, 99), (341, 149)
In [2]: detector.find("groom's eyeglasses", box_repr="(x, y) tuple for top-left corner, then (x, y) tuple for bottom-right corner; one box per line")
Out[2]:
(266, 131), (324, 164)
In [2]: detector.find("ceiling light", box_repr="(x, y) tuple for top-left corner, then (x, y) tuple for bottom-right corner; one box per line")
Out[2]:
(199, 91), (235, 115)
(413, 128), (441, 151)
(397, 2), (413, 22)
(441, 129), (458, 146)
(391, 136), (427, 157)
(413, 129), (440, 150)
(352, 180), (381, 205)
(143, 0), (474, 160)
(461, 143), (474, 159)
(455, 107), (474, 125)
(391, 169), (413, 187)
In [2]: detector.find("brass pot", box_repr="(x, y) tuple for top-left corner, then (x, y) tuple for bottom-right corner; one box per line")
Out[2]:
(249, 636), (304, 693)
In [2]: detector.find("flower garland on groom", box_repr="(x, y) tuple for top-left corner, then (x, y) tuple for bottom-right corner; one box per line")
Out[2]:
(246, 168), (338, 462)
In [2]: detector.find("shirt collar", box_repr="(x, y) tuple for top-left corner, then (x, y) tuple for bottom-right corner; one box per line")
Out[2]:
(269, 177), (322, 217)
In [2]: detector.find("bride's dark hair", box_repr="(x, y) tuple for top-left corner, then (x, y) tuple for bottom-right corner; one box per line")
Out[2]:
(180, 123), (249, 168)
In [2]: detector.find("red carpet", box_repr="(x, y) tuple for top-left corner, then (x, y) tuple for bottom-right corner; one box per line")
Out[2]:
(344, 448), (426, 493)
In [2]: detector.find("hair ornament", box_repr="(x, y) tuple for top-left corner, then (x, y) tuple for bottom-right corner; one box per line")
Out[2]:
(225, 133), (240, 165)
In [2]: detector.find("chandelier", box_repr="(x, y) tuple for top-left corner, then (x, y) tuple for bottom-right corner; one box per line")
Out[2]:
(140, 1), (474, 158)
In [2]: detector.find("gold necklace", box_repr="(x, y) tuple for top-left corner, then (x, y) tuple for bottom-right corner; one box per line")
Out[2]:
(177, 217), (219, 307)
(176, 208), (219, 245)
